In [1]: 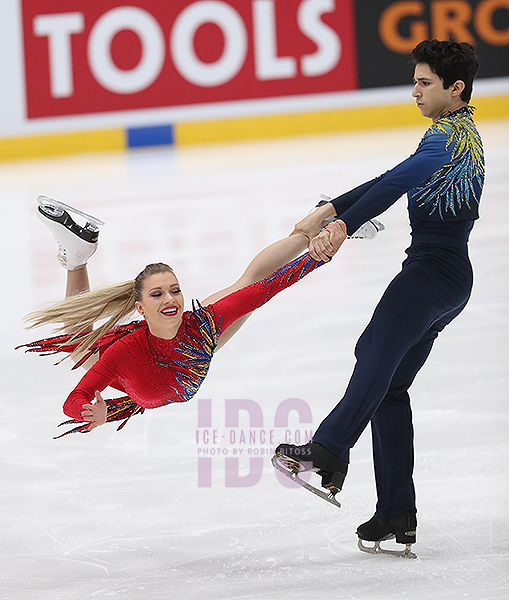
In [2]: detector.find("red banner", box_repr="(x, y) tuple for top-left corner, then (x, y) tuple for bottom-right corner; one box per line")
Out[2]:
(22, 0), (358, 118)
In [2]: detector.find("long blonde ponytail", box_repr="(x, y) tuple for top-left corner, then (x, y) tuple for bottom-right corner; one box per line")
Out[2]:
(23, 262), (173, 361)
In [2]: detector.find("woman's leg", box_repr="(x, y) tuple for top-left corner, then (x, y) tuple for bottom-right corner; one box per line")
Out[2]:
(65, 267), (98, 368)
(38, 196), (100, 366)
(65, 265), (90, 298)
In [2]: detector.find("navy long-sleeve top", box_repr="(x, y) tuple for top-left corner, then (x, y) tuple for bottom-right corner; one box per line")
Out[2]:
(330, 106), (484, 248)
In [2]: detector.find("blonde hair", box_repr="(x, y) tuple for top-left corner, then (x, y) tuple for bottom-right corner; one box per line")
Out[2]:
(24, 263), (174, 361)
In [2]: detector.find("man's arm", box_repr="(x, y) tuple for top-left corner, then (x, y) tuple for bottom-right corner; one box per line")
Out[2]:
(337, 132), (450, 234)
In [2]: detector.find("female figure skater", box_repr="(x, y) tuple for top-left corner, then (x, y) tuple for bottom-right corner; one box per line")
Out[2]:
(19, 196), (347, 436)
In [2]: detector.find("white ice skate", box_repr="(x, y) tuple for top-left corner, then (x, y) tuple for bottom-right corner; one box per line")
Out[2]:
(317, 194), (385, 240)
(348, 218), (385, 240)
(37, 195), (104, 271)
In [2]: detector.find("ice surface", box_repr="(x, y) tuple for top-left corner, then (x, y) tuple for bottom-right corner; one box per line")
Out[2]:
(1, 121), (508, 599)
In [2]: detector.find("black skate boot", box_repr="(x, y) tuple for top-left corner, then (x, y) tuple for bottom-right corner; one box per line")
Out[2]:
(356, 512), (417, 559)
(272, 442), (348, 507)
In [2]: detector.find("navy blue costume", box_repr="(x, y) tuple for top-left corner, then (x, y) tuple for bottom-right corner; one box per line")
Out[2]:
(313, 106), (484, 520)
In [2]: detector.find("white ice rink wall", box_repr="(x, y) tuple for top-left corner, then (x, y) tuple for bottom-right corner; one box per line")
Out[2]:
(1, 0), (509, 160)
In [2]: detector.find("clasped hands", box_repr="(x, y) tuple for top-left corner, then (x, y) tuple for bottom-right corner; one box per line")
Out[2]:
(308, 219), (347, 262)
(292, 203), (347, 262)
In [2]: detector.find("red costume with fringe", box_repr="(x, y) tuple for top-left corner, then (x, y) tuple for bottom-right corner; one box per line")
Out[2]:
(18, 252), (323, 436)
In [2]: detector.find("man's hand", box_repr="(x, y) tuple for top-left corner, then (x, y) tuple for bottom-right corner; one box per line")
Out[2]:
(309, 220), (347, 262)
(81, 390), (107, 430)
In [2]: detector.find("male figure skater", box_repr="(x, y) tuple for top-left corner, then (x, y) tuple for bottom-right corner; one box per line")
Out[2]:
(275, 39), (484, 556)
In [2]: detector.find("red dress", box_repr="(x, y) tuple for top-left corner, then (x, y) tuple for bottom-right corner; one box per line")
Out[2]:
(19, 252), (324, 433)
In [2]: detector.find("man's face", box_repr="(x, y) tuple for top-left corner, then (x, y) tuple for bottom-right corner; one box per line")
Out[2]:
(412, 63), (455, 122)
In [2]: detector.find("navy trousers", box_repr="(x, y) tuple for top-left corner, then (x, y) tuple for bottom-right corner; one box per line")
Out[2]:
(313, 241), (473, 520)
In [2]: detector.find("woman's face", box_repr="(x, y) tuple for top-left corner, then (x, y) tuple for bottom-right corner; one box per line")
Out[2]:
(135, 271), (184, 338)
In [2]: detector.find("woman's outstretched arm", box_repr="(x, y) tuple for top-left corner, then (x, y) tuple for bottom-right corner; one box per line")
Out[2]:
(204, 220), (346, 349)
(201, 207), (327, 349)
(209, 221), (346, 331)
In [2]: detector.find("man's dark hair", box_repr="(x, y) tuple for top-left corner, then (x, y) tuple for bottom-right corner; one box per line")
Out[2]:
(411, 39), (479, 103)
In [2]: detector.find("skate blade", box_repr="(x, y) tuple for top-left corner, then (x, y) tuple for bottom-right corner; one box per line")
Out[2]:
(37, 196), (105, 227)
(271, 454), (341, 509)
(272, 452), (308, 473)
(357, 538), (417, 559)
(348, 219), (385, 240)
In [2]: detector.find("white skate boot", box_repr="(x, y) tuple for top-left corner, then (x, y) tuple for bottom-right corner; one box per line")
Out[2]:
(316, 194), (385, 240)
(37, 196), (104, 270)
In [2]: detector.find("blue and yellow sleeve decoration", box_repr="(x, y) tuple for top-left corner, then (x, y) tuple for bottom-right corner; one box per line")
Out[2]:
(413, 106), (484, 220)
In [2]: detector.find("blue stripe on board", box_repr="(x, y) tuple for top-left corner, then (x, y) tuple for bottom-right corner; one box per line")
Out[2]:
(127, 124), (174, 148)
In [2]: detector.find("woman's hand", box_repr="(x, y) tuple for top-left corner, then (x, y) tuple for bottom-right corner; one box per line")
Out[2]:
(81, 390), (107, 430)
(291, 202), (336, 241)
(308, 220), (347, 262)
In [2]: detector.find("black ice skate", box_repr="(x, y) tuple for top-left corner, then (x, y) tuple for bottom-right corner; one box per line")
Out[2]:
(37, 196), (104, 271)
(356, 512), (417, 559)
(272, 442), (347, 508)
(316, 194), (385, 240)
